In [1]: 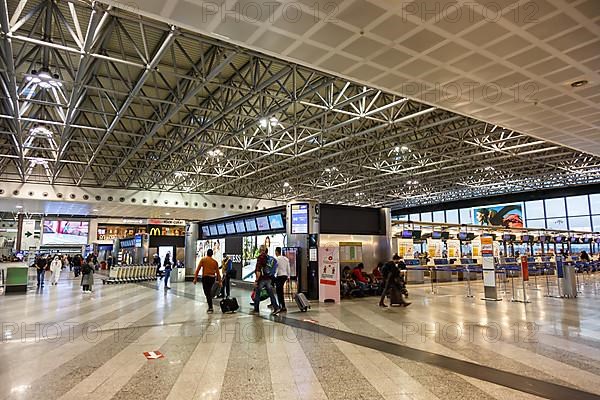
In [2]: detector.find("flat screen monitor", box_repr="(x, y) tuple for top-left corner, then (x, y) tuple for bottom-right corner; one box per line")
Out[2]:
(522, 234), (530, 242)
(216, 223), (226, 236)
(503, 234), (515, 241)
(554, 236), (564, 243)
(268, 214), (284, 230)
(412, 230), (421, 240)
(441, 232), (450, 239)
(596, 238), (600, 244)
(225, 221), (236, 235)
(458, 232), (468, 240)
(42, 220), (89, 245)
(209, 225), (218, 236)
(234, 220), (246, 233)
(401, 230), (412, 239)
(256, 216), (270, 231)
(245, 218), (258, 232)
(431, 231), (442, 239)
(291, 203), (309, 234)
(201, 226), (210, 237)
(538, 235), (547, 242)
(569, 237), (579, 244)
(583, 237), (591, 243)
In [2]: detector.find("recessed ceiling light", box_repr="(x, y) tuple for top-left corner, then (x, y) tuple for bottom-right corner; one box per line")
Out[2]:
(570, 80), (588, 88)
(92, 209), (99, 212)
(165, 212), (171, 216)
(15, 205), (23, 209)
(283, 182), (290, 187)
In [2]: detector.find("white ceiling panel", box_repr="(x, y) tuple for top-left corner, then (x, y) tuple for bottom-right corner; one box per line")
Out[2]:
(107, 0), (600, 155)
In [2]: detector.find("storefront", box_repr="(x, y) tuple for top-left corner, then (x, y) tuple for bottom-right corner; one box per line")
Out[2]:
(198, 207), (287, 281)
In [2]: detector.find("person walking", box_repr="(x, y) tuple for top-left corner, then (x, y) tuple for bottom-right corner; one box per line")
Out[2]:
(274, 247), (290, 312)
(81, 256), (94, 293)
(72, 254), (82, 277)
(379, 255), (411, 308)
(50, 255), (62, 285)
(153, 253), (162, 278)
(163, 252), (173, 290)
(35, 255), (47, 288)
(251, 245), (281, 315)
(193, 249), (222, 313)
(217, 254), (233, 298)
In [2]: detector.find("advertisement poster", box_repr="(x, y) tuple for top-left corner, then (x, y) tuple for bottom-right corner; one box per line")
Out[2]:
(446, 239), (460, 258)
(318, 244), (340, 303)
(339, 242), (362, 263)
(241, 234), (286, 282)
(397, 238), (414, 258)
(42, 220), (89, 245)
(196, 238), (225, 267)
(427, 238), (443, 258)
(473, 203), (523, 228)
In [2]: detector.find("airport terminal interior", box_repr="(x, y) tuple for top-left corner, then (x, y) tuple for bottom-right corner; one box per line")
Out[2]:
(1, 0), (600, 399)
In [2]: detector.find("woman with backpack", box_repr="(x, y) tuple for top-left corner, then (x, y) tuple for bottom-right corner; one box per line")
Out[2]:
(81, 255), (94, 293)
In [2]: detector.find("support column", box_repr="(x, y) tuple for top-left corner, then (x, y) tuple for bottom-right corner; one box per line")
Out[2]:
(16, 213), (24, 252)
(184, 222), (199, 278)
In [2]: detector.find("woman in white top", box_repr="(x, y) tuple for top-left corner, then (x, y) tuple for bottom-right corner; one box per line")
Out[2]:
(50, 256), (62, 285)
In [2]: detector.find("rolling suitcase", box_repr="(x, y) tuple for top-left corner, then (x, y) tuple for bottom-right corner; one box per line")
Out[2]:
(220, 297), (239, 313)
(211, 281), (221, 298)
(390, 288), (403, 306)
(295, 293), (310, 312)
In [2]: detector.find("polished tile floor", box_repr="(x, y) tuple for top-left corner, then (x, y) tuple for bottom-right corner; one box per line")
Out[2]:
(1, 263), (600, 400)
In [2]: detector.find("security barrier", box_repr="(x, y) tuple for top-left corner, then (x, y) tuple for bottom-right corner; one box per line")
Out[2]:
(102, 265), (156, 284)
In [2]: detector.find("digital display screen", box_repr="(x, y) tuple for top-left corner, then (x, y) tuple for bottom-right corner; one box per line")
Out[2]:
(401, 230), (412, 239)
(256, 216), (270, 231)
(42, 220), (89, 245)
(268, 214), (284, 230)
(538, 235), (547, 242)
(201, 226), (210, 237)
(235, 220), (246, 233)
(217, 224), (226, 236)
(502, 234), (515, 241)
(431, 231), (442, 239)
(245, 218), (258, 232)
(209, 225), (218, 236)
(555, 236), (564, 243)
(225, 221), (236, 235)
(522, 235), (530, 242)
(441, 232), (449, 239)
(570, 237), (579, 243)
(412, 230), (421, 240)
(291, 203), (308, 234)
(458, 232), (468, 240)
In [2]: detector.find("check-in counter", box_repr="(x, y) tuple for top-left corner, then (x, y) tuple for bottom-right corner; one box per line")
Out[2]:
(404, 259), (424, 284)
(432, 259), (452, 282)
(4, 266), (29, 293)
(457, 259), (480, 281)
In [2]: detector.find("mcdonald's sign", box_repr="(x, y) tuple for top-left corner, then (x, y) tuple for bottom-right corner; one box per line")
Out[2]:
(149, 227), (162, 236)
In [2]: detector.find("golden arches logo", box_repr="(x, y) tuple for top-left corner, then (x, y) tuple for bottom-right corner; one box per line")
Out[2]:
(149, 227), (161, 236)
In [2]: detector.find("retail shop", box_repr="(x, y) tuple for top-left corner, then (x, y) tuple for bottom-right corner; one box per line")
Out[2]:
(191, 203), (392, 303)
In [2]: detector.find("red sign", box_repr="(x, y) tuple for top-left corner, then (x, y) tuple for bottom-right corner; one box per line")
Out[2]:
(143, 351), (164, 360)
(520, 256), (529, 281)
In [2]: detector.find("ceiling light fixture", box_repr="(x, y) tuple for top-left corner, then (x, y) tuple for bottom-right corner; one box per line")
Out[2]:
(269, 117), (278, 127)
(259, 118), (268, 128)
(15, 205), (23, 209)
(25, 68), (62, 89)
(207, 149), (223, 158)
(283, 182), (290, 187)
(165, 212), (171, 216)
(92, 209), (99, 212)
(29, 125), (53, 137)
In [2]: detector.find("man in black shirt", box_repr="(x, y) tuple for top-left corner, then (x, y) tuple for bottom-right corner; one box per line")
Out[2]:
(35, 255), (47, 287)
(379, 254), (410, 308)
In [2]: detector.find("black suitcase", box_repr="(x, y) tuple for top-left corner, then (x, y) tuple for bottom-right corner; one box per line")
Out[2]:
(390, 288), (403, 306)
(295, 293), (310, 312)
(220, 297), (239, 313)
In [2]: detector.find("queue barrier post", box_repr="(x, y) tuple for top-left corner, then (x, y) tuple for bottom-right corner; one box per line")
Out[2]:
(464, 266), (473, 298)
(530, 266), (540, 291)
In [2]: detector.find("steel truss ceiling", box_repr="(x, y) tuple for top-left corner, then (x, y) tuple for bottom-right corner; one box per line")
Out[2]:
(1, 0), (600, 210)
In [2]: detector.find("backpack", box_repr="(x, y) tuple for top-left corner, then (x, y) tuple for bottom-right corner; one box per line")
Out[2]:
(82, 263), (92, 275)
(262, 255), (278, 277)
(226, 259), (233, 273)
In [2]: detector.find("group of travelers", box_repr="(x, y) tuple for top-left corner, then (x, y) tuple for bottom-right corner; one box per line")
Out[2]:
(153, 251), (184, 290)
(32, 253), (96, 293)
(192, 245), (290, 315)
(341, 254), (411, 307)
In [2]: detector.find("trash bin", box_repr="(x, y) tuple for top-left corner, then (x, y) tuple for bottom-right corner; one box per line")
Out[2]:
(561, 264), (577, 298)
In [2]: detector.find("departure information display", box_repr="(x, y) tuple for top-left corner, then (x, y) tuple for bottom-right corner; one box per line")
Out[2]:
(291, 204), (308, 234)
